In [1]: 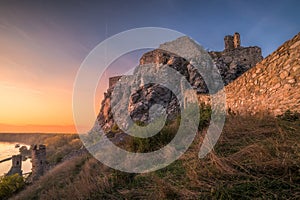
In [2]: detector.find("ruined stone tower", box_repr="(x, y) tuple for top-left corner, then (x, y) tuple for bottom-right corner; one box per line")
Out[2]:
(233, 32), (241, 48)
(224, 35), (234, 50)
(224, 32), (241, 50)
(31, 144), (46, 181)
(7, 155), (22, 176)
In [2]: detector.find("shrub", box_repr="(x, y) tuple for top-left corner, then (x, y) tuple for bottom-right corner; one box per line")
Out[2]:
(126, 103), (212, 152)
(127, 118), (178, 153)
(0, 174), (25, 200)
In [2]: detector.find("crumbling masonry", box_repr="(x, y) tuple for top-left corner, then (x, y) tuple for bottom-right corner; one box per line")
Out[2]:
(7, 155), (22, 176)
(31, 144), (47, 181)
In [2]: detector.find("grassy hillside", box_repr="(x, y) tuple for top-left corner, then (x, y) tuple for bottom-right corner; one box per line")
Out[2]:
(12, 111), (300, 199)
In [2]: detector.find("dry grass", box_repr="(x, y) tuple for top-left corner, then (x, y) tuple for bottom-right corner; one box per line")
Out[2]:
(44, 134), (82, 164)
(12, 114), (300, 199)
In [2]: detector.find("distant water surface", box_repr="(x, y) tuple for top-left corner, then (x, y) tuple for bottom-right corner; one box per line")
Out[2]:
(0, 142), (31, 176)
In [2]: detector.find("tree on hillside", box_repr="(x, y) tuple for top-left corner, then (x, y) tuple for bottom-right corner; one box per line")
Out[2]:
(0, 174), (25, 200)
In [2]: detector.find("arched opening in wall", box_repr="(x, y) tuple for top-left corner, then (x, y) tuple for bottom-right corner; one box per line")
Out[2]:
(16, 161), (19, 166)
(40, 161), (43, 165)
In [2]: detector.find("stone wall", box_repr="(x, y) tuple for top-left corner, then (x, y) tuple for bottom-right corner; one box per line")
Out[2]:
(109, 76), (122, 88)
(198, 32), (300, 116)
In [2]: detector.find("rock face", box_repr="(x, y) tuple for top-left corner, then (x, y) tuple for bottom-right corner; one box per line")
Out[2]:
(209, 46), (263, 85)
(139, 48), (208, 93)
(96, 33), (263, 132)
(128, 83), (180, 123)
(141, 34), (263, 91)
(97, 52), (187, 131)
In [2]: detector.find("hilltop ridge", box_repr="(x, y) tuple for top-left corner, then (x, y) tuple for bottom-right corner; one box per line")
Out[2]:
(12, 33), (300, 200)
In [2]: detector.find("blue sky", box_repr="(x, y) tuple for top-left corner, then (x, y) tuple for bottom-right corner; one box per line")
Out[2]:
(0, 0), (299, 130)
(1, 0), (299, 55)
(1, 0), (299, 83)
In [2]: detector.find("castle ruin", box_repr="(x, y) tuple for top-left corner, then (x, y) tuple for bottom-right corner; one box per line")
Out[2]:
(224, 32), (241, 50)
(109, 76), (122, 88)
(31, 144), (47, 181)
(7, 155), (22, 176)
(233, 32), (241, 48)
(199, 32), (300, 116)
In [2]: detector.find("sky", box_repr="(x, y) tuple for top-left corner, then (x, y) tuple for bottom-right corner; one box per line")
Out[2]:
(0, 0), (299, 133)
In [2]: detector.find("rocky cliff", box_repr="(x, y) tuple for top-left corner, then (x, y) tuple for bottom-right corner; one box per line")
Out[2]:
(209, 46), (262, 85)
(97, 33), (263, 132)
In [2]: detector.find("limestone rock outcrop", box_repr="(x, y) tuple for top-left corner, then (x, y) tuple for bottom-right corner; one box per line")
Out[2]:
(209, 46), (263, 85)
(96, 33), (263, 132)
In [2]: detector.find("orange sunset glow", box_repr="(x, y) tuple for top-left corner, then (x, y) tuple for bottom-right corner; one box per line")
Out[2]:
(0, 65), (109, 133)
(0, 34), (142, 133)
(0, 0), (297, 134)
(0, 80), (76, 133)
